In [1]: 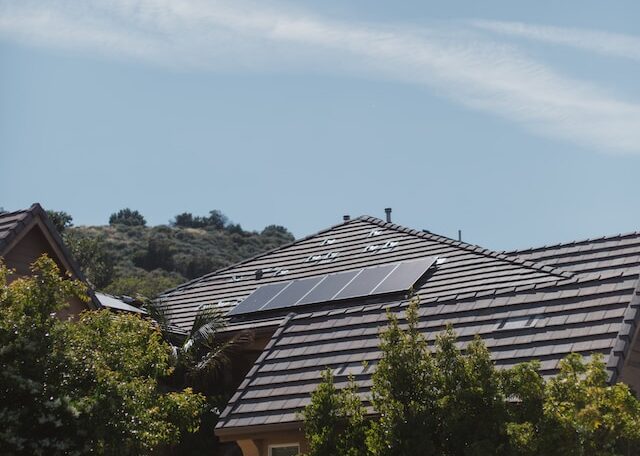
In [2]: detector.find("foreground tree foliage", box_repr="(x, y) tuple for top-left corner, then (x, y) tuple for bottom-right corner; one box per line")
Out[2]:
(302, 370), (367, 456)
(0, 256), (205, 455)
(147, 301), (255, 454)
(303, 298), (640, 456)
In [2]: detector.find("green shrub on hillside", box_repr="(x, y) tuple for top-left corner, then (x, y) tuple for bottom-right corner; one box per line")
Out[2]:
(59, 209), (294, 297)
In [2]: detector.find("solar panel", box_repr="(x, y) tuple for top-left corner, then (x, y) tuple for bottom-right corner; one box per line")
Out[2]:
(298, 269), (360, 305)
(227, 281), (291, 316)
(228, 256), (437, 317)
(262, 275), (326, 311)
(334, 263), (398, 300)
(372, 257), (437, 295)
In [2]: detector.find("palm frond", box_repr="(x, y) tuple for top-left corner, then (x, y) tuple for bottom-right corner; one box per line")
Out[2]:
(144, 297), (170, 328)
(189, 329), (255, 382)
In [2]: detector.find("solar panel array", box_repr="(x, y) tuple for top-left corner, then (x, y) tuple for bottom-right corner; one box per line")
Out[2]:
(228, 257), (437, 317)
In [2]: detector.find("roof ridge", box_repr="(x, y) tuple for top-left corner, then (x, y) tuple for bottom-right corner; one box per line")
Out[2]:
(606, 276), (640, 383)
(159, 214), (575, 298)
(360, 216), (573, 280)
(0, 207), (30, 218)
(504, 231), (640, 256)
(0, 204), (39, 256)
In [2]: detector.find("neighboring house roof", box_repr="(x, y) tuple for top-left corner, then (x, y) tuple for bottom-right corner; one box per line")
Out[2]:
(208, 217), (640, 438)
(0, 203), (101, 309)
(505, 232), (640, 274)
(0, 206), (40, 255)
(158, 216), (570, 332)
(95, 292), (147, 314)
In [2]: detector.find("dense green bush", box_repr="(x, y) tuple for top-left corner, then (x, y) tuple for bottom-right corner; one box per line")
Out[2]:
(0, 256), (205, 455)
(103, 270), (183, 298)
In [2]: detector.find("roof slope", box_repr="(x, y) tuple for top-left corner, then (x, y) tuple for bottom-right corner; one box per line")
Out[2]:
(158, 216), (569, 332)
(216, 268), (640, 435)
(0, 206), (35, 256)
(505, 232), (640, 275)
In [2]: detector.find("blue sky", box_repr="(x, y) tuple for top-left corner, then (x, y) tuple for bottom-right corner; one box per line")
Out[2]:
(1, 0), (639, 251)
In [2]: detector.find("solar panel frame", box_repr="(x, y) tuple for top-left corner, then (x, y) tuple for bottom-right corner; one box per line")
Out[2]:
(298, 269), (362, 305)
(228, 256), (438, 317)
(334, 263), (398, 300)
(227, 281), (292, 316)
(262, 275), (326, 311)
(372, 257), (437, 295)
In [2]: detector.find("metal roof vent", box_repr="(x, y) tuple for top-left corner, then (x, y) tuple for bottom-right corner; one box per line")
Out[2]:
(498, 316), (539, 331)
(385, 207), (392, 223)
(321, 238), (336, 246)
(368, 229), (383, 237)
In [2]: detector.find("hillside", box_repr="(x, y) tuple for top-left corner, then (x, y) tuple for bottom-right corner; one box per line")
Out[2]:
(56, 210), (295, 298)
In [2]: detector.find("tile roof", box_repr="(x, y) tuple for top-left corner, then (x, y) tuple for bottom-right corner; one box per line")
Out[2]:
(210, 219), (640, 436)
(158, 216), (570, 332)
(0, 205), (38, 256)
(505, 232), (640, 274)
(216, 268), (640, 435)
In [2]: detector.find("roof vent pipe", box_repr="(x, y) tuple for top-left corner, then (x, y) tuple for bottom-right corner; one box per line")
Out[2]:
(343, 215), (351, 221)
(384, 208), (392, 223)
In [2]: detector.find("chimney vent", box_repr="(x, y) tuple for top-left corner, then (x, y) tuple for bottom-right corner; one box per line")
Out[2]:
(343, 215), (351, 221)
(384, 208), (392, 223)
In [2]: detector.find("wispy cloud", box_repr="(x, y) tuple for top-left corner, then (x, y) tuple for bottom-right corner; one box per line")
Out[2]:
(472, 19), (640, 61)
(1, 0), (640, 155)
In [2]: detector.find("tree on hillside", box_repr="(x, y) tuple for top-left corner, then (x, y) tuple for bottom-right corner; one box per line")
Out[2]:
(261, 224), (293, 238)
(109, 208), (146, 226)
(172, 210), (228, 230)
(173, 212), (196, 227)
(104, 270), (183, 300)
(65, 233), (116, 289)
(46, 210), (74, 234)
(0, 256), (205, 455)
(133, 236), (176, 272)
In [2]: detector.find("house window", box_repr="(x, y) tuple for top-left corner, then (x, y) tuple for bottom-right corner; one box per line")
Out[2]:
(269, 443), (300, 456)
